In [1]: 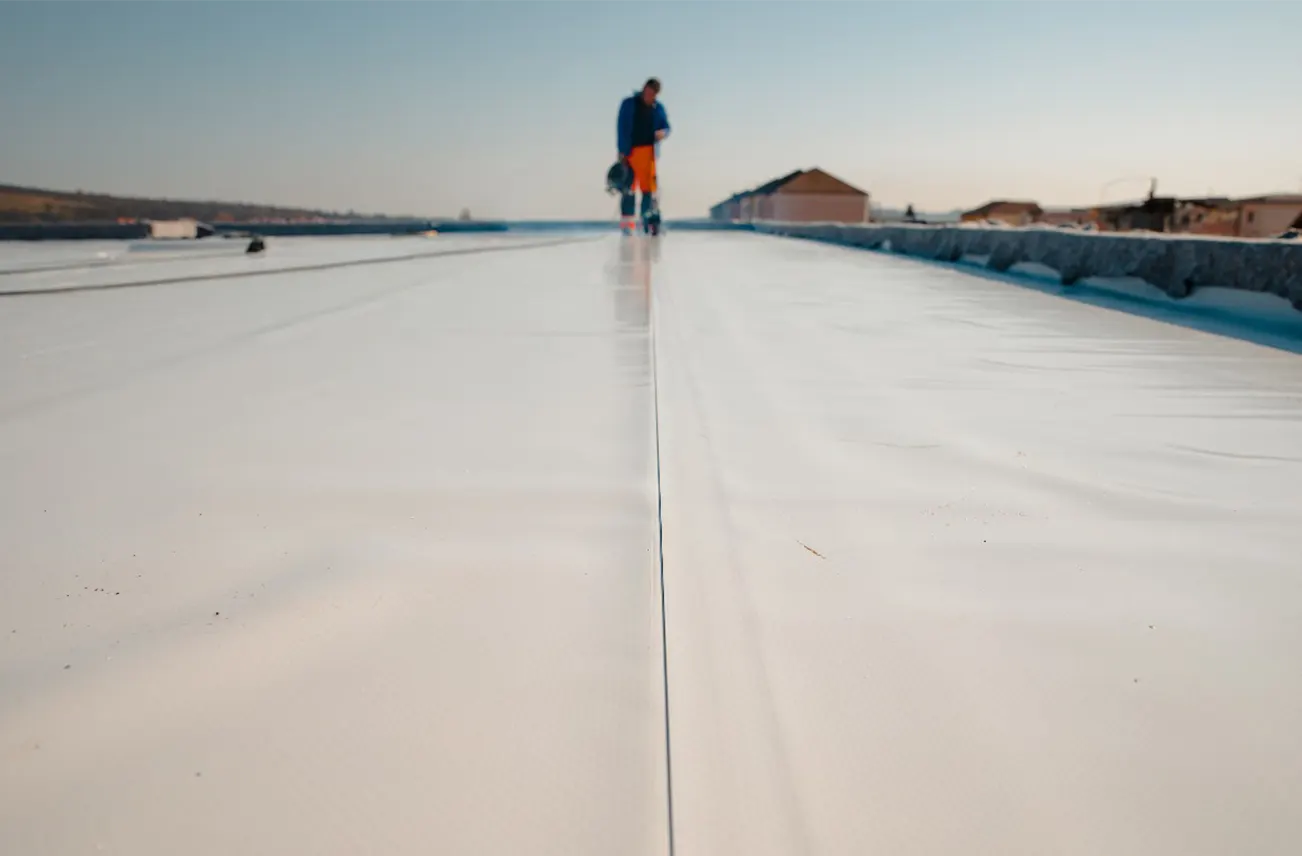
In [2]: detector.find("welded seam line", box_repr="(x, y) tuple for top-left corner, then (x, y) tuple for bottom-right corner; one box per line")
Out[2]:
(649, 264), (677, 856)
(0, 236), (597, 297)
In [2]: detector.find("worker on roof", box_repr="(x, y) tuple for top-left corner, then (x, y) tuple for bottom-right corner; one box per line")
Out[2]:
(617, 78), (670, 235)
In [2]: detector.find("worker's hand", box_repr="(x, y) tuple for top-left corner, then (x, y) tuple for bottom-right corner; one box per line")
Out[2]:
(655, 130), (668, 141)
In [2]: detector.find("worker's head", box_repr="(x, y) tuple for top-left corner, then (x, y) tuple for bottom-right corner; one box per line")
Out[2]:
(641, 78), (660, 105)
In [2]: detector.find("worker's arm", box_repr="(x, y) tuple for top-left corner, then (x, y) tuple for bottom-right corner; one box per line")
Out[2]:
(655, 103), (670, 141)
(616, 98), (634, 158)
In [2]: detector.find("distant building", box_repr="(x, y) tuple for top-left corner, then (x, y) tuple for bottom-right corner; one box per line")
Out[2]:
(147, 218), (214, 239)
(1173, 198), (1239, 236)
(738, 171), (804, 222)
(1036, 208), (1098, 229)
(708, 192), (746, 223)
(1171, 194), (1302, 238)
(711, 168), (870, 224)
(1082, 190), (1302, 238)
(960, 200), (1044, 226)
(1039, 208), (1094, 228)
(1234, 195), (1302, 238)
(1095, 197), (1177, 233)
(766, 169), (870, 223)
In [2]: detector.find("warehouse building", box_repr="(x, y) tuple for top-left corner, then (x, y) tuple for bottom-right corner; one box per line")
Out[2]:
(710, 169), (871, 224)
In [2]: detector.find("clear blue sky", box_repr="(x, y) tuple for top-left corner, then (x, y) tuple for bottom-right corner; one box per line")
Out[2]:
(2, 1), (1298, 219)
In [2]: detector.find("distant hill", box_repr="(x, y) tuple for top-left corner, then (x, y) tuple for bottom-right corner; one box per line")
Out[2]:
(0, 183), (407, 224)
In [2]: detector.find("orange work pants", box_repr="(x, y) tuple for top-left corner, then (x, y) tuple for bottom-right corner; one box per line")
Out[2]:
(627, 145), (657, 194)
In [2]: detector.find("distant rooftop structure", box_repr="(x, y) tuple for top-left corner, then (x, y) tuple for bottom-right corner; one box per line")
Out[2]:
(147, 218), (214, 240)
(710, 168), (869, 224)
(1234, 194), (1302, 205)
(961, 200), (1044, 226)
(748, 170), (808, 197)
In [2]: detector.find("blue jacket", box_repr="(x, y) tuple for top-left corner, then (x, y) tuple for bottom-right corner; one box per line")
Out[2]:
(617, 92), (670, 157)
